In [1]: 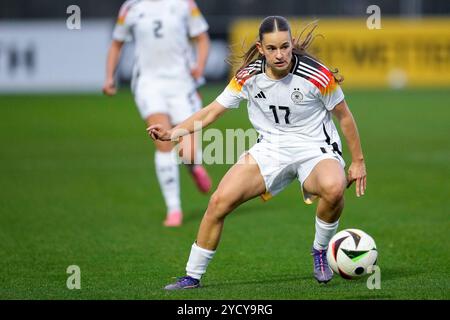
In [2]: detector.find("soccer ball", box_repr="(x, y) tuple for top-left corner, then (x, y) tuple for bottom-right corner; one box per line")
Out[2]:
(327, 229), (378, 279)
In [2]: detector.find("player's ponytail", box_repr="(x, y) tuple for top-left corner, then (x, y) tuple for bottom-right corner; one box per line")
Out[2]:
(293, 20), (344, 83)
(293, 21), (344, 84)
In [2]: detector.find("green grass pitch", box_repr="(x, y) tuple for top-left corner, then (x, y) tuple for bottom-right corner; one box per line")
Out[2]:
(0, 85), (449, 299)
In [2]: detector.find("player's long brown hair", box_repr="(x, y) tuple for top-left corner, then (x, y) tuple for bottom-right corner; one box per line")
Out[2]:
(231, 16), (343, 83)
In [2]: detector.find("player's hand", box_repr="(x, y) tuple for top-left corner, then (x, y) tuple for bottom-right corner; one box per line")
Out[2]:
(102, 78), (117, 96)
(346, 159), (366, 197)
(191, 66), (204, 80)
(147, 124), (172, 141)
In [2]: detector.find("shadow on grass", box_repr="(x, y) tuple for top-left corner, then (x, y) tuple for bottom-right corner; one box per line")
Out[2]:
(375, 265), (423, 283)
(333, 293), (395, 300)
(182, 200), (273, 226)
(202, 274), (312, 289)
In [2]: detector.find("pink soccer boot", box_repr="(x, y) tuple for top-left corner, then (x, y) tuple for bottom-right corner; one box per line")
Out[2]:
(164, 210), (183, 227)
(191, 165), (212, 194)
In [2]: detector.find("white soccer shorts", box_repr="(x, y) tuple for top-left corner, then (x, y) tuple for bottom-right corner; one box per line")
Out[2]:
(245, 140), (346, 204)
(133, 77), (201, 124)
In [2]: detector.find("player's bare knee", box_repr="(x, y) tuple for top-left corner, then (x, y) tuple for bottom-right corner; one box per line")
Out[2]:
(206, 191), (234, 220)
(321, 180), (345, 205)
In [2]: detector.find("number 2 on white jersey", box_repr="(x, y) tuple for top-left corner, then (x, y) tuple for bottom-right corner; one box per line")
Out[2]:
(153, 20), (163, 38)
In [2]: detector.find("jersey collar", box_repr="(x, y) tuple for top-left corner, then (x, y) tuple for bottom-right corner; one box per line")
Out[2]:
(290, 54), (300, 73)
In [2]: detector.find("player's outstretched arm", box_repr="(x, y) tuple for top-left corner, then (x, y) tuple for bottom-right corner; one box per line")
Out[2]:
(103, 40), (124, 96)
(332, 100), (367, 197)
(147, 100), (228, 141)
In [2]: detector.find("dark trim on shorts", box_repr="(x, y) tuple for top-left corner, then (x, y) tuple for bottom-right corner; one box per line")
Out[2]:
(257, 135), (263, 143)
(322, 123), (342, 156)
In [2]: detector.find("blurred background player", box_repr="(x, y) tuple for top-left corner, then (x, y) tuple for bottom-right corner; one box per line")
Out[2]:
(149, 16), (367, 288)
(103, 0), (212, 227)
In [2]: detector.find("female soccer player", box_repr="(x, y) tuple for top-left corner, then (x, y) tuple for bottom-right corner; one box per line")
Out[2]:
(103, 0), (212, 227)
(149, 16), (367, 287)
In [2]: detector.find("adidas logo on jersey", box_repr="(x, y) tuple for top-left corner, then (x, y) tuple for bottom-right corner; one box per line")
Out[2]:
(254, 91), (266, 99)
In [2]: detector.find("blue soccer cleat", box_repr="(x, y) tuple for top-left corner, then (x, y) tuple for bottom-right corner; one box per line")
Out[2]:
(164, 276), (200, 290)
(311, 247), (334, 283)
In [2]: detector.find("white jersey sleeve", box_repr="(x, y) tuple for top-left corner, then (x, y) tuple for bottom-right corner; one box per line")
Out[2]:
(186, 0), (209, 37)
(216, 79), (245, 109)
(216, 59), (264, 108)
(319, 81), (345, 111)
(112, 0), (138, 42)
(295, 55), (345, 111)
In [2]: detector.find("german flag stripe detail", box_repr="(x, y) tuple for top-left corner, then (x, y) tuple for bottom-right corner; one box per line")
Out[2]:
(188, 0), (202, 17)
(295, 55), (336, 94)
(298, 62), (330, 85)
(296, 68), (329, 88)
(117, 0), (140, 25)
(229, 59), (263, 93)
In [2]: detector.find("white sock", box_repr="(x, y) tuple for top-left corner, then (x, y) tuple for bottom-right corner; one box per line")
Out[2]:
(186, 242), (215, 280)
(313, 216), (339, 250)
(154, 150), (181, 213)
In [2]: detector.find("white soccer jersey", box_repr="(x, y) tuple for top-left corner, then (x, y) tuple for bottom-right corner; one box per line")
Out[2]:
(216, 54), (345, 150)
(112, 0), (209, 84)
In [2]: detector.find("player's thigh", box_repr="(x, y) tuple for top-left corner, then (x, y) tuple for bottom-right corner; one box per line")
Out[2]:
(303, 158), (346, 197)
(145, 113), (173, 152)
(211, 153), (266, 211)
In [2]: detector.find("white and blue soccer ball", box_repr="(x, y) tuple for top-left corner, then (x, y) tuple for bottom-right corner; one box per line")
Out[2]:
(327, 228), (378, 279)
